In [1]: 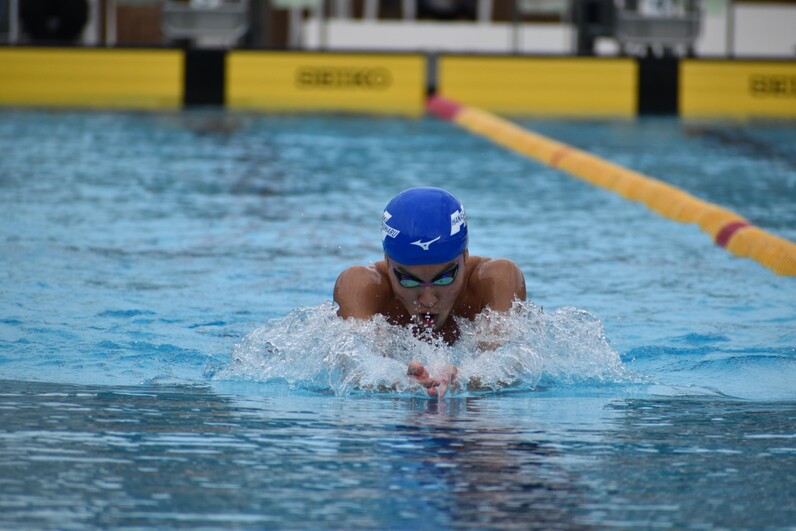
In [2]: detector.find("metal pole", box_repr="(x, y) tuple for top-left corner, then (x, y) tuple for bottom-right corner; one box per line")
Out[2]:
(512, 0), (520, 54)
(402, 0), (415, 20)
(319, 0), (328, 50)
(289, 8), (301, 48)
(477, 0), (492, 24)
(725, 0), (734, 57)
(92, 0), (102, 46)
(247, 0), (265, 48)
(9, 0), (19, 44)
(106, 0), (117, 46)
(363, 0), (378, 20)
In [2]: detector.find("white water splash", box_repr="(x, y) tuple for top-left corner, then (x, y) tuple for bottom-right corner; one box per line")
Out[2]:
(214, 300), (628, 396)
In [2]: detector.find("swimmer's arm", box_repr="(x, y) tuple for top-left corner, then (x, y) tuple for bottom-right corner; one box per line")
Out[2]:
(333, 265), (389, 319)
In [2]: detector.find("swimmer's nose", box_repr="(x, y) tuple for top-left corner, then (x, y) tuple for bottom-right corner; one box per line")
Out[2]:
(415, 288), (437, 308)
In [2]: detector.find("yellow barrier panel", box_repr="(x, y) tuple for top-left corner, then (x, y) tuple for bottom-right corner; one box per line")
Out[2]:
(428, 95), (796, 276)
(681, 60), (796, 119)
(0, 48), (183, 109)
(227, 52), (425, 116)
(439, 56), (638, 117)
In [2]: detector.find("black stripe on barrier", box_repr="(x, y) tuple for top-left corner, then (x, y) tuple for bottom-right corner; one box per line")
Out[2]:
(638, 57), (679, 115)
(184, 49), (225, 106)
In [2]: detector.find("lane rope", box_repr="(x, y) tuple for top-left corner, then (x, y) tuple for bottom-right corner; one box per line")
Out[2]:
(426, 95), (796, 276)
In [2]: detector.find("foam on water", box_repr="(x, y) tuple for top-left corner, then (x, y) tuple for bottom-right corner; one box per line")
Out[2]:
(215, 301), (629, 396)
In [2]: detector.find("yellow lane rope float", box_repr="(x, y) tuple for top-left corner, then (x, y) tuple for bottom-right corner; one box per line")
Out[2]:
(427, 95), (796, 276)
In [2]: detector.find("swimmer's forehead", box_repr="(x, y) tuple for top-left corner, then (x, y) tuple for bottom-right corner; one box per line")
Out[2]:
(389, 256), (459, 276)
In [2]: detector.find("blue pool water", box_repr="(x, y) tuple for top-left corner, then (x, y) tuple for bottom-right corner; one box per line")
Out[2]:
(1, 109), (795, 528)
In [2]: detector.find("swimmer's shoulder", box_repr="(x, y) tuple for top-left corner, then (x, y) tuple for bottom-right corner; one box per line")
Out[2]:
(333, 261), (392, 318)
(466, 255), (521, 278)
(466, 255), (526, 310)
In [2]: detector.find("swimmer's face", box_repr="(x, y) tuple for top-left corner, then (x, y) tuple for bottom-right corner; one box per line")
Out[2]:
(386, 252), (467, 332)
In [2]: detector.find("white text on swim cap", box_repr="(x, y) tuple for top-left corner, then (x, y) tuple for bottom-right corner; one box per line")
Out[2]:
(382, 211), (400, 240)
(450, 208), (467, 236)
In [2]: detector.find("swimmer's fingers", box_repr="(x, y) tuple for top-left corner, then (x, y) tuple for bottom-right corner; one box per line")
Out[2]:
(436, 379), (448, 399)
(407, 360), (435, 388)
(434, 365), (458, 398)
(407, 360), (426, 377)
(444, 364), (458, 382)
(408, 361), (459, 398)
(423, 378), (453, 398)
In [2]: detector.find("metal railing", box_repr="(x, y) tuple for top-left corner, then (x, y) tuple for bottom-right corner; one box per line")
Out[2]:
(161, 0), (249, 47)
(1, 0), (763, 57)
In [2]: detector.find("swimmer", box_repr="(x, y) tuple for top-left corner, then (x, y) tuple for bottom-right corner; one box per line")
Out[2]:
(333, 187), (526, 398)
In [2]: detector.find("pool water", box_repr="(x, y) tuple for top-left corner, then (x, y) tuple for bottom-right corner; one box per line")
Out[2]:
(1, 109), (795, 528)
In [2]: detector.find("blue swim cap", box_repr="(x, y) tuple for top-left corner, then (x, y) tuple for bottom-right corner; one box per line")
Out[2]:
(381, 187), (468, 265)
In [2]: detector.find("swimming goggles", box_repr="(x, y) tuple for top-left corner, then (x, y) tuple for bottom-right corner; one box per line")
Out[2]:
(391, 259), (460, 288)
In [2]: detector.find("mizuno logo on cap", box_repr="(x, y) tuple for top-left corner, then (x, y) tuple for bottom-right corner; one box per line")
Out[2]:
(410, 236), (441, 251)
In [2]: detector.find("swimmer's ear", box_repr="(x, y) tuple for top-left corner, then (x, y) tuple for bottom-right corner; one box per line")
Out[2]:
(463, 249), (469, 263)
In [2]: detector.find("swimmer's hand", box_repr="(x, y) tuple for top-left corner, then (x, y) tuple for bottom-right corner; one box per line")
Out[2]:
(407, 360), (458, 399)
